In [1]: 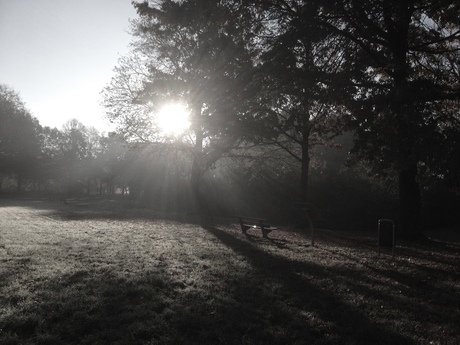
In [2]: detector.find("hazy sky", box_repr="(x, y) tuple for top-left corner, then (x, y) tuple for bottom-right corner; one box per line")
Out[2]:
(0, 0), (137, 133)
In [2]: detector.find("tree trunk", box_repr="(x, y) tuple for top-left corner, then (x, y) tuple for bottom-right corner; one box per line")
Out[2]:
(398, 164), (423, 239)
(300, 132), (310, 202)
(190, 102), (209, 217)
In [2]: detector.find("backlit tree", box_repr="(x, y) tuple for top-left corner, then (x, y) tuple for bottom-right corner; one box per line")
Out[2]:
(322, 0), (460, 238)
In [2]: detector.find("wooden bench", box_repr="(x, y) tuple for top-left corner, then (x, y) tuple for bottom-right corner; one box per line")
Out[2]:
(237, 216), (278, 238)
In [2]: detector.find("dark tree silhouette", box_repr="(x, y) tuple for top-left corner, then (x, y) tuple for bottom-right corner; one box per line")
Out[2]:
(246, 1), (349, 202)
(321, 0), (460, 239)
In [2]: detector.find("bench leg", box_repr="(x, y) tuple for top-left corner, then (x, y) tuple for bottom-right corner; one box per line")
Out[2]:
(262, 228), (270, 238)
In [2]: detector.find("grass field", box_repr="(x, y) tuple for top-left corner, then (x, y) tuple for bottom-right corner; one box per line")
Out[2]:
(0, 197), (459, 344)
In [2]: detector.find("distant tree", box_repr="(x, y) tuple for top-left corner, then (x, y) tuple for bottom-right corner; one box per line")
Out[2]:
(97, 133), (130, 195)
(0, 84), (41, 192)
(82, 126), (104, 194)
(36, 126), (66, 190)
(56, 119), (104, 194)
(61, 119), (89, 161)
(321, 0), (460, 238)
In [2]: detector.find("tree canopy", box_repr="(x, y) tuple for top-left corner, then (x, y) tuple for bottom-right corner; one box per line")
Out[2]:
(102, 0), (267, 213)
(319, 0), (460, 237)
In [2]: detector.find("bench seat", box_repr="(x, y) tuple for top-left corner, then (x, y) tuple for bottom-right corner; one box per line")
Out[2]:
(237, 216), (278, 238)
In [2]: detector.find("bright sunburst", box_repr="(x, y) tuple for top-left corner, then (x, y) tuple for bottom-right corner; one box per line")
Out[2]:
(156, 103), (190, 136)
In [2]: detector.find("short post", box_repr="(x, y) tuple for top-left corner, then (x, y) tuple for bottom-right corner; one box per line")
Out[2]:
(378, 219), (395, 257)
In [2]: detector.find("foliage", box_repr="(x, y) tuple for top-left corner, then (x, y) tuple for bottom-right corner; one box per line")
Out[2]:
(101, 0), (268, 214)
(103, 0), (259, 146)
(319, 0), (460, 238)
(235, 1), (351, 201)
(0, 84), (41, 190)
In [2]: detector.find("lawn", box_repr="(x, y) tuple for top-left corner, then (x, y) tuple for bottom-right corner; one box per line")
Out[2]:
(0, 197), (459, 344)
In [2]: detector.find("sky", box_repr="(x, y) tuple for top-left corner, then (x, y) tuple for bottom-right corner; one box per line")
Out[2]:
(0, 0), (138, 133)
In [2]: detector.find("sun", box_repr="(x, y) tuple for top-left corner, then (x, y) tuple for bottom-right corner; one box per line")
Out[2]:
(156, 103), (190, 136)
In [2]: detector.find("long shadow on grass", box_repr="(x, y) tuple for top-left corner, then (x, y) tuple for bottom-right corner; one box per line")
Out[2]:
(3, 267), (265, 345)
(0, 232), (413, 345)
(203, 226), (416, 345)
(313, 248), (460, 340)
(0, 197), (143, 217)
(0, 269), (184, 344)
(0, 263), (349, 344)
(0, 227), (341, 344)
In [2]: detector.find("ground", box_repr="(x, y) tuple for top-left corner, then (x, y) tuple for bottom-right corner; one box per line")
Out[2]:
(0, 197), (459, 344)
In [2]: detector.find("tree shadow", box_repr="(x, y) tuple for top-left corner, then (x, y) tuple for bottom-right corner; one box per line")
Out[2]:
(203, 225), (416, 345)
(1, 226), (416, 345)
(308, 229), (460, 333)
(0, 197), (203, 225)
(242, 232), (293, 250)
(0, 262), (324, 344)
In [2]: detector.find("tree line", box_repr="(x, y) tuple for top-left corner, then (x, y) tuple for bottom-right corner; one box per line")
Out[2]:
(0, 85), (398, 232)
(0, 84), (124, 196)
